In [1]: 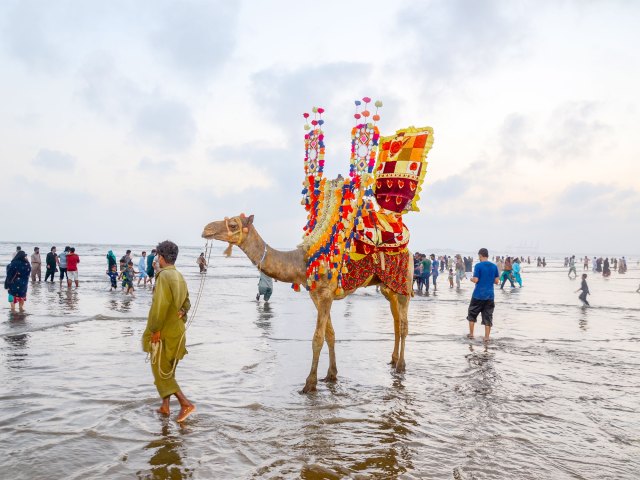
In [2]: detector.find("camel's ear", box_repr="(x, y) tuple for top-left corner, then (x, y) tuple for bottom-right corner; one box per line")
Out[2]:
(241, 214), (254, 227)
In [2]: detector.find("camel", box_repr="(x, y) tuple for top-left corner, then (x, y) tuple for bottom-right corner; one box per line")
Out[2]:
(202, 214), (412, 393)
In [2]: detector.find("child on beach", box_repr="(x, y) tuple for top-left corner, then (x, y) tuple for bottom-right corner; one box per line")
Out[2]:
(576, 273), (590, 306)
(448, 268), (454, 288)
(107, 265), (118, 291)
(122, 261), (137, 295)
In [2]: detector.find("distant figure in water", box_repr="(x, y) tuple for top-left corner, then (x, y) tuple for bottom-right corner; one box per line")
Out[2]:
(122, 261), (137, 295)
(256, 271), (274, 302)
(583, 256), (589, 271)
(197, 253), (207, 274)
(602, 258), (611, 277)
(107, 265), (118, 291)
(467, 248), (499, 341)
(448, 268), (454, 288)
(30, 247), (42, 282)
(5, 251), (31, 312)
(542, 257), (547, 267)
(500, 257), (515, 289)
(568, 255), (577, 279)
(143, 240), (195, 423)
(576, 273), (590, 307)
(512, 258), (523, 287)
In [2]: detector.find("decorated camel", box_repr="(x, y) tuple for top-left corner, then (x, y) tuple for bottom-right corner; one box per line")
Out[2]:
(203, 98), (434, 393)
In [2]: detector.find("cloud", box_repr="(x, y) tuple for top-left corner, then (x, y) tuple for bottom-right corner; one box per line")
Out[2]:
(557, 181), (615, 206)
(137, 157), (176, 171)
(252, 62), (374, 133)
(0, 1), (63, 72)
(498, 102), (611, 165)
(150, 0), (239, 80)
(397, 0), (530, 84)
(32, 149), (77, 170)
(131, 99), (197, 151)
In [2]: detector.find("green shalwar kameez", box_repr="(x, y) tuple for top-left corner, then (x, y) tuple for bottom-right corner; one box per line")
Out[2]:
(142, 265), (191, 399)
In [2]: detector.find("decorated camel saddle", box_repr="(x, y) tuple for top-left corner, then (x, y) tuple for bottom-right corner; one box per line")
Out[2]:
(299, 97), (434, 296)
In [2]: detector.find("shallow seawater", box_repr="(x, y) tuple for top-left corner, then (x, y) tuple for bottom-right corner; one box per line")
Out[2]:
(1, 243), (639, 479)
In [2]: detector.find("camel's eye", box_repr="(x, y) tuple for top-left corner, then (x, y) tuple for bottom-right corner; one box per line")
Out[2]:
(230, 223), (238, 230)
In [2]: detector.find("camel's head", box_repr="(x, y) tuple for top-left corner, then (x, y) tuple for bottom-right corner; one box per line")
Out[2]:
(202, 214), (254, 245)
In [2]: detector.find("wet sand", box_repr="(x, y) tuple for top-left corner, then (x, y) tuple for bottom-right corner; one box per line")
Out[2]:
(1, 244), (639, 479)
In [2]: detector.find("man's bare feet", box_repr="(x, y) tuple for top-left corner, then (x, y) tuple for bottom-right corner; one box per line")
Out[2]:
(176, 404), (196, 423)
(157, 406), (170, 416)
(483, 336), (490, 342)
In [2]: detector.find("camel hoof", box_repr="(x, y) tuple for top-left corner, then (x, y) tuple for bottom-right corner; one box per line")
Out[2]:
(395, 362), (406, 373)
(389, 358), (398, 367)
(321, 374), (337, 383)
(301, 382), (317, 394)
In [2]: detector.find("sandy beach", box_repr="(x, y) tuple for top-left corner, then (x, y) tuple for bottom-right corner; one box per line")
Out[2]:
(1, 242), (639, 479)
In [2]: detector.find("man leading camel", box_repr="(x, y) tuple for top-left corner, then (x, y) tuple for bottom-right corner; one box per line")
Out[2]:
(142, 240), (195, 422)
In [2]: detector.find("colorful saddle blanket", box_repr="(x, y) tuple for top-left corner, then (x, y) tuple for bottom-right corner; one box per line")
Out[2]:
(353, 210), (409, 255)
(341, 249), (411, 296)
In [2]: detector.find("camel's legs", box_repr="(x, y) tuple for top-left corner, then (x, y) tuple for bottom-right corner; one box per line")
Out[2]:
(303, 292), (333, 393)
(396, 293), (410, 373)
(323, 315), (338, 382)
(380, 285), (401, 367)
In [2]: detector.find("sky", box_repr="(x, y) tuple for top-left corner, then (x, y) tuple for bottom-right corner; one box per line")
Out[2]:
(1, 0), (639, 255)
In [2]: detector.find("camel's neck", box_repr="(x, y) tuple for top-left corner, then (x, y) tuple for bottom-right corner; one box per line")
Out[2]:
(238, 227), (307, 285)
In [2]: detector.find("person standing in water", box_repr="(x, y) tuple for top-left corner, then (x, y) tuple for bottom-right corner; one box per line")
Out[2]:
(512, 258), (523, 287)
(568, 255), (577, 279)
(137, 251), (148, 286)
(467, 248), (499, 341)
(146, 249), (156, 286)
(500, 257), (515, 289)
(142, 240), (195, 423)
(197, 253), (207, 274)
(44, 246), (57, 282)
(30, 247), (42, 282)
(576, 273), (590, 306)
(5, 251), (31, 312)
(57, 246), (69, 285)
(66, 247), (80, 288)
(256, 271), (274, 302)
(430, 254), (439, 292)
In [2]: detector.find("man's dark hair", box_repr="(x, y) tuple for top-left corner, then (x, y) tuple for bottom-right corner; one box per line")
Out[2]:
(156, 240), (179, 265)
(151, 249), (157, 254)
(582, 273), (587, 279)
(51, 246), (56, 251)
(128, 261), (133, 266)
(126, 249), (131, 254)
(34, 247), (39, 252)
(142, 251), (146, 255)
(16, 246), (21, 251)
(70, 247), (76, 253)
(478, 248), (489, 258)
(65, 246), (70, 252)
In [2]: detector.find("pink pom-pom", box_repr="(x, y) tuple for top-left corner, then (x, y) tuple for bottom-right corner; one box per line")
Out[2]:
(303, 113), (309, 118)
(354, 113), (361, 119)
(311, 120), (318, 126)
(317, 107), (324, 114)
(362, 96), (371, 103)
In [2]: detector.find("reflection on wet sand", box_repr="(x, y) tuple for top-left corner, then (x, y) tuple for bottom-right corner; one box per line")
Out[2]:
(58, 288), (80, 312)
(297, 375), (416, 478)
(139, 424), (191, 479)
(255, 302), (273, 335)
(3, 332), (29, 368)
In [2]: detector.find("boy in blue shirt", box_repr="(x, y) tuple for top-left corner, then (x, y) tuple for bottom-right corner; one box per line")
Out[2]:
(467, 248), (499, 341)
